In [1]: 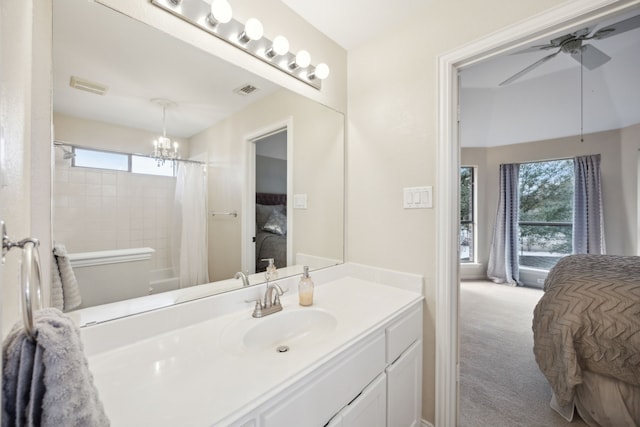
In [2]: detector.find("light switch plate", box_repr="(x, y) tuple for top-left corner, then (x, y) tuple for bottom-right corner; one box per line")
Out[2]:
(403, 186), (433, 209)
(293, 194), (308, 209)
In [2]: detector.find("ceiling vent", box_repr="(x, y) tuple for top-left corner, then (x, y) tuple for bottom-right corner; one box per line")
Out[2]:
(69, 76), (108, 96)
(233, 84), (259, 96)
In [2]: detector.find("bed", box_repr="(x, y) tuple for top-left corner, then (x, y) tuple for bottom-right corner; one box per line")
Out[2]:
(532, 254), (640, 426)
(255, 193), (287, 273)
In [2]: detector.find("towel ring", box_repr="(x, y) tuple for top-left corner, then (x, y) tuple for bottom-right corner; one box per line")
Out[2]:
(2, 221), (42, 338)
(21, 239), (42, 338)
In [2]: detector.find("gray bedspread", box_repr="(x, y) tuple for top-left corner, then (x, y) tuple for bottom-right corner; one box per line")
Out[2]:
(532, 254), (640, 407)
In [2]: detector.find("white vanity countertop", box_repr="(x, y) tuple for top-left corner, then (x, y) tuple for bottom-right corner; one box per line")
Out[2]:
(87, 276), (423, 426)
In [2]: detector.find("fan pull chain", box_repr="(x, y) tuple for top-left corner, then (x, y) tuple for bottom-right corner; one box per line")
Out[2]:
(580, 48), (584, 143)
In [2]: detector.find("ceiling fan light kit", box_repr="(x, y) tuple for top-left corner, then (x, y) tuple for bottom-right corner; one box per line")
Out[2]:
(151, 0), (330, 90)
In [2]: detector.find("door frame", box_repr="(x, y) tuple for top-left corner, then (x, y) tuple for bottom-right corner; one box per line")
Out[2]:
(435, 0), (640, 424)
(242, 118), (293, 273)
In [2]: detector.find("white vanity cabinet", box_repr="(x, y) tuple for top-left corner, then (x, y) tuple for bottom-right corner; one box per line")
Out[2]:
(232, 303), (423, 427)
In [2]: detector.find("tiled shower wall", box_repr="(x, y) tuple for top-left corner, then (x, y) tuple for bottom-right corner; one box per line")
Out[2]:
(53, 157), (176, 271)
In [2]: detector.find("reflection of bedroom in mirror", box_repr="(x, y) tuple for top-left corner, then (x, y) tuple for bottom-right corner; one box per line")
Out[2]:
(253, 129), (288, 273)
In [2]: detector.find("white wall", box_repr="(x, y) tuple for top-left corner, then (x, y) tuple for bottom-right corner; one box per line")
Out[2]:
(462, 123), (640, 280)
(346, 0), (569, 422)
(0, 0), (52, 337)
(190, 89), (344, 282)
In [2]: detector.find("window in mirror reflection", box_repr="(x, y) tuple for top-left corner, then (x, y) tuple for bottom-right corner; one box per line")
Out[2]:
(72, 147), (176, 177)
(131, 155), (175, 177)
(73, 147), (129, 171)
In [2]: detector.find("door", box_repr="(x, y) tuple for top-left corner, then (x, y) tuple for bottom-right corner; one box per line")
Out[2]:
(340, 373), (387, 427)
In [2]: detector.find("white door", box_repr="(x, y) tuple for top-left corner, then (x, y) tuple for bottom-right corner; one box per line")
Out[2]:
(340, 373), (387, 427)
(386, 340), (422, 427)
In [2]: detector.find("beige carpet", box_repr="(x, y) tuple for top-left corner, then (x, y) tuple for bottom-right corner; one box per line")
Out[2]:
(459, 280), (589, 427)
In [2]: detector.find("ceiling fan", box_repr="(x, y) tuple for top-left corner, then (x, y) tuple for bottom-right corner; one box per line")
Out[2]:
(499, 13), (640, 86)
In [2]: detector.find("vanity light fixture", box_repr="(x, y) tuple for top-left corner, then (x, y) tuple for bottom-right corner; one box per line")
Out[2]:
(308, 63), (330, 80)
(151, 0), (330, 90)
(289, 49), (311, 70)
(151, 98), (180, 166)
(238, 18), (264, 44)
(208, 0), (232, 26)
(266, 35), (289, 58)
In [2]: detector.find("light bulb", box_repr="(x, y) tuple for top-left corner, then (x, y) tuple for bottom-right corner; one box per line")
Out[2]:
(267, 35), (289, 57)
(209, 0), (232, 25)
(291, 50), (311, 69)
(310, 63), (330, 80)
(239, 18), (263, 43)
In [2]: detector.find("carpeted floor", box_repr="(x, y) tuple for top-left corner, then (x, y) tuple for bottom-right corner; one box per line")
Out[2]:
(459, 280), (589, 427)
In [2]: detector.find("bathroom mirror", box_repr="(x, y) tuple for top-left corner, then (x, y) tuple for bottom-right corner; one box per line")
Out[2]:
(51, 0), (344, 324)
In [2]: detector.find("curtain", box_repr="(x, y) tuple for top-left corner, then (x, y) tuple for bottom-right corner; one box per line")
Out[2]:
(487, 163), (521, 285)
(573, 154), (605, 254)
(172, 162), (209, 287)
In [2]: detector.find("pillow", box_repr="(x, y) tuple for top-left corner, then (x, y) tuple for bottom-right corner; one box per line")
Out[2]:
(263, 209), (287, 235)
(256, 204), (285, 229)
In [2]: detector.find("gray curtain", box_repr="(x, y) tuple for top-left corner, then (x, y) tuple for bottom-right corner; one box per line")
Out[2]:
(573, 154), (605, 254)
(487, 163), (521, 285)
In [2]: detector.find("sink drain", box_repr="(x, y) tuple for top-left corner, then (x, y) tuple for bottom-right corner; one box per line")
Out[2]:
(276, 345), (290, 353)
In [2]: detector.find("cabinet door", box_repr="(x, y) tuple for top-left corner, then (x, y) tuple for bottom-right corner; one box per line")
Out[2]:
(340, 373), (386, 427)
(386, 340), (422, 427)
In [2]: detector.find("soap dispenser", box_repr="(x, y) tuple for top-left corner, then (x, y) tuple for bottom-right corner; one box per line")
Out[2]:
(263, 258), (278, 281)
(298, 266), (314, 306)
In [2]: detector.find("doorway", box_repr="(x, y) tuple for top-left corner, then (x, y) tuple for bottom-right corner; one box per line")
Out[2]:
(435, 1), (640, 424)
(254, 129), (288, 273)
(242, 119), (293, 275)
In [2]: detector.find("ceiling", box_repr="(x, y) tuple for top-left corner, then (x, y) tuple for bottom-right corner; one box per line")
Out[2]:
(53, 0), (280, 139)
(280, 0), (432, 50)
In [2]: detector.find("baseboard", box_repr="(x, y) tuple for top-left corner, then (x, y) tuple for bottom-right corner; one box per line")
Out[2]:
(422, 419), (434, 427)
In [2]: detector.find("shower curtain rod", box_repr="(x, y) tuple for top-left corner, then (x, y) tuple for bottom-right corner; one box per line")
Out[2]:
(53, 140), (205, 165)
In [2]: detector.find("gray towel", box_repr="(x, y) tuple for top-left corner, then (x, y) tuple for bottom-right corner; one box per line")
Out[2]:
(52, 244), (81, 311)
(50, 253), (64, 311)
(2, 308), (109, 427)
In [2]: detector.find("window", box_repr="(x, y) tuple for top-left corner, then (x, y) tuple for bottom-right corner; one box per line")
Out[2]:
(518, 159), (573, 270)
(131, 155), (175, 177)
(72, 147), (176, 177)
(73, 148), (129, 171)
(460, 166), (475, 263)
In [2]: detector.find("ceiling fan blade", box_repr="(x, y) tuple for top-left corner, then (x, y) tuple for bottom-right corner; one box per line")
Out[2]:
(593, 14), (640, 39)
(499, 50), (560, 86)
(571, 44), (611, 70)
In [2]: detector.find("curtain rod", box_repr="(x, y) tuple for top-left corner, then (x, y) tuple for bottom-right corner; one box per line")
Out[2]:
(498, 153), (599, 167)
(53, 140), (205, 165)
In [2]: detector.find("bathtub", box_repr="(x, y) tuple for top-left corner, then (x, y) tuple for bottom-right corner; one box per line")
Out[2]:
(149, 268), (180, 294)
(68, 247), (156, 309)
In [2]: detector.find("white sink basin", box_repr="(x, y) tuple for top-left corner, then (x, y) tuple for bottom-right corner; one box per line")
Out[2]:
(221, 307), (338, 353)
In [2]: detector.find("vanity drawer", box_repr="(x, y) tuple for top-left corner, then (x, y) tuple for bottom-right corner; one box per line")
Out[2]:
(385, 306), (422, 364)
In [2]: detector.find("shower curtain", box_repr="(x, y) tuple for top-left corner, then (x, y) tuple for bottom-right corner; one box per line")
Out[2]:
(172, 162), (209, 287)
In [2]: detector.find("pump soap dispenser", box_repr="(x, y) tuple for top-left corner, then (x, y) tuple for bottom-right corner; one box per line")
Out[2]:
(263, 258), (278, 281)
(298, 266), (314, 306)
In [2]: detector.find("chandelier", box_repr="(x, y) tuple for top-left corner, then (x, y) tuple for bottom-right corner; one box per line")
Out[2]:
(151, 98), (180, 166)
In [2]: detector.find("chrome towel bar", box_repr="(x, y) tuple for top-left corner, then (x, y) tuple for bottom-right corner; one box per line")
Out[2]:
(210, 211), (238, 217)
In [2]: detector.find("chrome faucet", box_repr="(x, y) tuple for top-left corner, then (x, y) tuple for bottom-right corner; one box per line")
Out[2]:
(234, 271), (250, 287)
(250, 282), (285, 318)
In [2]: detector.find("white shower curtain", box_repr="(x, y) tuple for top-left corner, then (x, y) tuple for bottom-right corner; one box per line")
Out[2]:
(172, 162), (209, 287)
